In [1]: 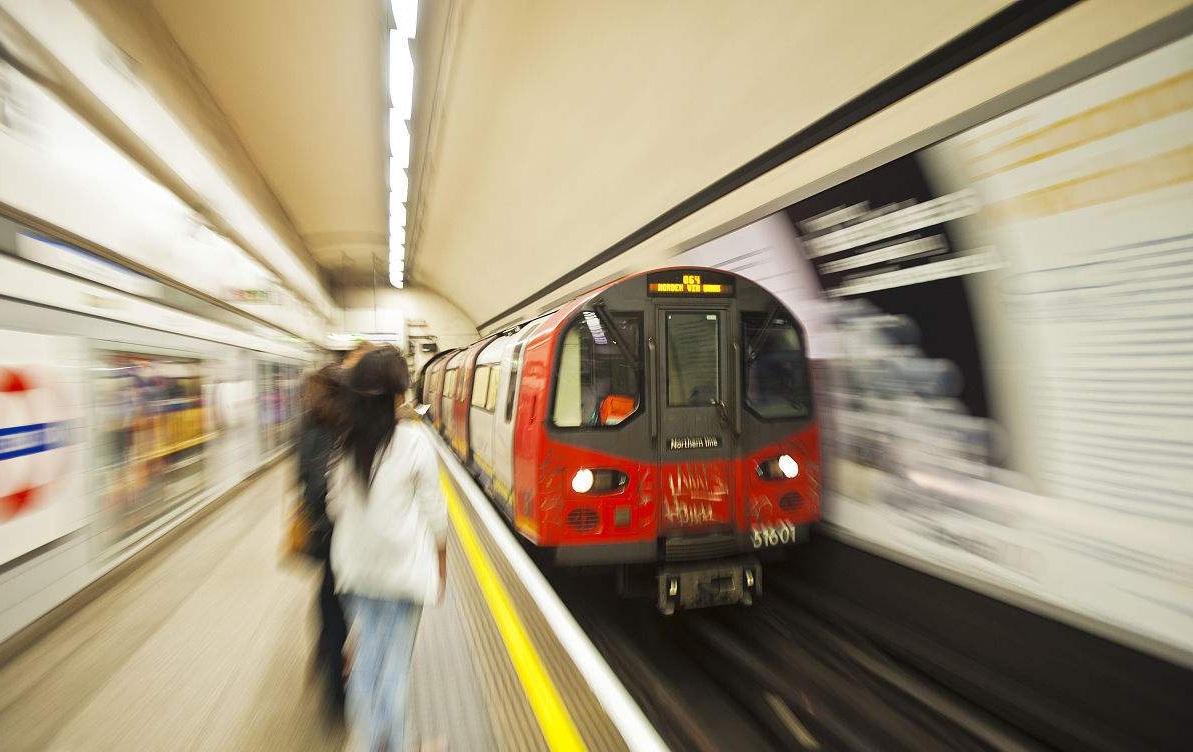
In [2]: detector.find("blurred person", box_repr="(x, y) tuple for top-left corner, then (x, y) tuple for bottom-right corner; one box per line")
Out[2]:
(343, 340), (422, 423)
(329, 347), (448, 752)
(298, 364), (349, 716)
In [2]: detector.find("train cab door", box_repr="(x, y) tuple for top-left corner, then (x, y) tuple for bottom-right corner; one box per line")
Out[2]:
(653, 306), (737, 538)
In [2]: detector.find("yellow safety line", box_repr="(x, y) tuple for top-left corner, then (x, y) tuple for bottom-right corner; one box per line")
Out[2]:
(440, 473), (588, 752)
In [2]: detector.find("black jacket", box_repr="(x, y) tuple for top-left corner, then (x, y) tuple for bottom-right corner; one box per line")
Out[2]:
(298, 416), (337, 558)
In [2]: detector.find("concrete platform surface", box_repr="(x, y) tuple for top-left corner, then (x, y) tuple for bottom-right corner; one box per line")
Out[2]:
(0, 460), (495, 751)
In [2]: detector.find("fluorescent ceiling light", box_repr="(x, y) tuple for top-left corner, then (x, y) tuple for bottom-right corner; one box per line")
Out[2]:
(389, 241), (405, 283)
(389, 156), (408, 200)
(390, 109), (410, 168)
(389, 31), (414, 120)
(392, 0), (420, 39)
(389, 0), (418, 292)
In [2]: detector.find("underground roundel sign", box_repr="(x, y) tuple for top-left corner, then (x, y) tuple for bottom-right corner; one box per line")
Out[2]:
(0, 367), (70, 520)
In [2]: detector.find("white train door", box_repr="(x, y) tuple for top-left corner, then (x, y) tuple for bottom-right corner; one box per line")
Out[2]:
(468, 337), (509, 483)
(493, 320), (543, 515)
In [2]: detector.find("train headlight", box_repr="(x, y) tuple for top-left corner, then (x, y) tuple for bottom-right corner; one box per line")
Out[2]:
(571, 468), (595, 494)
(778, 454), (799, 479)
(570, 468), (629, 494)
(757, 455), (799, 480)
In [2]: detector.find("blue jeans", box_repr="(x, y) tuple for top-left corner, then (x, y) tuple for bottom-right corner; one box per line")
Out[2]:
(345, 595), (422, 752)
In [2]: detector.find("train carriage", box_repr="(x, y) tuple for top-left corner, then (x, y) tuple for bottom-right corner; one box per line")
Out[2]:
(419, 349), (456, 432)
(422, 267), (820, 613)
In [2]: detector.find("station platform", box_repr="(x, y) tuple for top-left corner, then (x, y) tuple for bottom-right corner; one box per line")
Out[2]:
(0, 441), (660, 751)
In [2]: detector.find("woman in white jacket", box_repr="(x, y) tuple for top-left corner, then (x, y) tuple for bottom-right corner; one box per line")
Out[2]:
(329, 346), (447, 752)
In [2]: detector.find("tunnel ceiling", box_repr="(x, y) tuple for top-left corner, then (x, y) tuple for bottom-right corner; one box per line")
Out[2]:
(150, 0), (389, 281)
(146, 0), (1018, 318)
(405, 0), (1015, 324)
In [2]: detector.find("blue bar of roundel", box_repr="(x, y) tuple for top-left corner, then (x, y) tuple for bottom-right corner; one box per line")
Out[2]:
(0, 423), (61, 462)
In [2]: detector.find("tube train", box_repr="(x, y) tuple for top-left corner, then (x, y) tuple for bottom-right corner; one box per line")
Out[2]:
(420, 267), (820, 613)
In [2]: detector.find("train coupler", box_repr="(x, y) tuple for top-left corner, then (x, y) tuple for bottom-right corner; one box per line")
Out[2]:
(656, 556), (761, 615)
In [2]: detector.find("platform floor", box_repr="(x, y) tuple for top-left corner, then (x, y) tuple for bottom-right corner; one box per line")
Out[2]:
(0, 460), (498, 751)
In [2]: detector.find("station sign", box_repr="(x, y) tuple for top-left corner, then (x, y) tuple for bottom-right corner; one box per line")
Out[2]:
(0, 330), (86, 566)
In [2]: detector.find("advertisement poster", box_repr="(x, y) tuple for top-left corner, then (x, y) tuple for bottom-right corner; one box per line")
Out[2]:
(93, 352), (211, 553)
(0, 329), (87, 564)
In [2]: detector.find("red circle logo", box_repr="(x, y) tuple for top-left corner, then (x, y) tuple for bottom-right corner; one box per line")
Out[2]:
(0, 367), (67, 520)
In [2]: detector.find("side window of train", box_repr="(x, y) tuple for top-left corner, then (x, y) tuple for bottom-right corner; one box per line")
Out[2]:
(504, 344), (523, 422)
(472, 366), (491, 409)
(445, 368), (457, 399)
(551, 312), (642, 428)
(486, 368), (500, 412)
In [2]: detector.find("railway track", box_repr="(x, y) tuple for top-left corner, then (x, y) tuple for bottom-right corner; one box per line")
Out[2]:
(546, 549), (1078, 752)
(553, 565), (1041, 751)
(544, 532), (1193, 752)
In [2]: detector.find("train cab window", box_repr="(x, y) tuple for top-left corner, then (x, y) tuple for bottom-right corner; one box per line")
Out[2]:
(472, 366), (491, 409)
(551, 311), (642, 428)
(504, 344), (524, 422)
(742, 311), (812, 419)
(666, 312), (721, 406)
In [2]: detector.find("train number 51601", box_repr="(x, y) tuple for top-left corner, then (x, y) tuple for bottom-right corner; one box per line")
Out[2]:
(751, 520), (799, 548)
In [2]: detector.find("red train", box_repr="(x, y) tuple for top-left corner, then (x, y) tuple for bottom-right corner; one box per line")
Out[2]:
(419, 267), (820, 613)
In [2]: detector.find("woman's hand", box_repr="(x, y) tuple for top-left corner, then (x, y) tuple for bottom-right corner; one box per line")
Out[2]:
(396, 401), (421, 422)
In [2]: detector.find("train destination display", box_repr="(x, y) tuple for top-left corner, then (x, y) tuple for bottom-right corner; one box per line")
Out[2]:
(646, 270), (734, 296)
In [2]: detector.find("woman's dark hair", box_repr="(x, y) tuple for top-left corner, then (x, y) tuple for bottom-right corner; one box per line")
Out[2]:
(343, 346), (410, 488)
(303, 364), (345, 430)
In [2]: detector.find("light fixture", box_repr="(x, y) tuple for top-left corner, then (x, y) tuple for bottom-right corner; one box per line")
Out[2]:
(392, 0), (420, 39)
(778, 454), (799, 479)
(757, 454), (800, 481)
(571, 468), (594, 494)
(389, 31), (414, 120)
(390, 109), (410, 168)
(569, 468), (628, 494)
(390, 159), (408, 202)
(388, 0), (418, 291)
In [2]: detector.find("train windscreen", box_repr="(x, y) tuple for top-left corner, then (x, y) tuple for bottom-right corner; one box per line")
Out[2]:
(551, 311), (642, 428)
(742, 310), (811, 419)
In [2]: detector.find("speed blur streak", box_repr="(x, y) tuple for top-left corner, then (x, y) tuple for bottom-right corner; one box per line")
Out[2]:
(674, 31), (1193, 663)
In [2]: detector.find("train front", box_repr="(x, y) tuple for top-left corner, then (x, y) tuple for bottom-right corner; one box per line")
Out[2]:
(529, 267), (820, 613)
